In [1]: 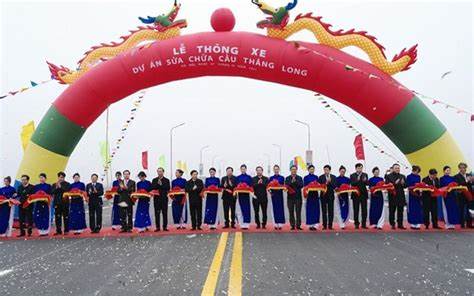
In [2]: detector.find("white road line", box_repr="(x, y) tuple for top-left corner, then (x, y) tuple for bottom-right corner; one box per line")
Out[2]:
(0, 269), (14, 277)
(465, 269), (474, 274)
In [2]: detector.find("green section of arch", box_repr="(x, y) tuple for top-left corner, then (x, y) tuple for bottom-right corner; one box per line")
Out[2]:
(31, 105), (86, 157)
(380, 96), (446, 154)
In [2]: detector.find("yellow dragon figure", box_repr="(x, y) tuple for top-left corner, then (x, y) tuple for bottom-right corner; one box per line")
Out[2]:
(48, 1), (187, 84)
(251, 0), (417, 76)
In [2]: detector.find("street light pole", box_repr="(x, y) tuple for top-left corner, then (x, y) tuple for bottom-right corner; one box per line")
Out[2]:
(295, 120), (311, 150)
(199, 145), (210, 175)
(272, 144), (282, 168)
(263, 153), (271, 175)
(170, 122), (185, 179)
(295, 120), (313, 166)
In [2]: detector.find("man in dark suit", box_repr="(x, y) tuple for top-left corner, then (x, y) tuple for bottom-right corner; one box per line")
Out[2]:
(151, 167), (171, 232)
(221, 167), (237, 229)
(86, 173), (104, 233)
(454, 162), (472, 228)
(185, 170), (204, 230)
(51, 171), (71, 235)
(422, 168), (440, 229)
(118, 170), (136, 233)
(252, 166), (269, 229)
(17, 174), (35, 237)
(319, 165), (337, 230)
(285, 165), (304, 230)
(350, 163), (369, 229)
(385, 164), (407, 229)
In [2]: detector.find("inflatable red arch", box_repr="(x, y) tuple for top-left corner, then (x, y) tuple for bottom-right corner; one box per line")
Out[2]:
(16, 10), (465, 179)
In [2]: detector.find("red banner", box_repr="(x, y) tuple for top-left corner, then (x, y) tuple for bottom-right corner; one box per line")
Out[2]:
(353, 134), (365, 160)
(142, 151), (148, 170)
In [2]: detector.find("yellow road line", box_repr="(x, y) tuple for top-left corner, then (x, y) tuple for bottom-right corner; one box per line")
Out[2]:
(201, 233), (229, 296)
(228, 232), (243, 296)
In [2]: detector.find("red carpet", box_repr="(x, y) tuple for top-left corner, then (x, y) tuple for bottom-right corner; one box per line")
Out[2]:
(2, 222), (473, 241)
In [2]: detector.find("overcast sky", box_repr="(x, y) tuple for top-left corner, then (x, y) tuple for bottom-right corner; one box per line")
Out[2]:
(0, 0), (472, 181)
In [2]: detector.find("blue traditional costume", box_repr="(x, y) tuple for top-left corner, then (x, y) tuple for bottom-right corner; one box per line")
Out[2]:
(440, 175), (460, 229)
(134, 180), (152, 232)
(335, 176), (350, 229)
(171, 177), (187, 228)
(204, 177), (220, 228)
(407, 173), (423, 228)
(0, 185), (17, 237)
(68, 181), (87, 234)
(304, 174), (320, 229)
(111, 180), (122, 230)
(268, 175), (286, 228)
(33, 183), (52, 235)
(236, 174), (253, 229)
(368, 176), (385, 229)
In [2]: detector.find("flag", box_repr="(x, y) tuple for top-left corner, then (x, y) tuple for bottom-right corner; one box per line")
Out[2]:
(20, 121), (35, 151)
(142, 151), (149, 170)
(30, 81), (38, 87)
(158, 154), (166, 168)
(177, 160), (188, 173)
(295, 156), (307, 171)
(353, 134), (365, 160)
(99, 141), (110, 166)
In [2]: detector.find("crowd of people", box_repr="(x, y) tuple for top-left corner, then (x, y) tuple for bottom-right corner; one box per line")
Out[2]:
(0, 162), (472, 237)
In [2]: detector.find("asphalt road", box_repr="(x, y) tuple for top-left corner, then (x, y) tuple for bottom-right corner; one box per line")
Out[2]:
(1, 232), (472, 295)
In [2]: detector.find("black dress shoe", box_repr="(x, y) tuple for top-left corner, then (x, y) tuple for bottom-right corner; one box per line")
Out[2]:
(391, 225), (396, 230)
(328, 226), (333, 230)
(256, 224), (261, 229)
(197, 227), (203, 230)
(154, 228), (160, 232)
(119, 229), (127, 233)
(163, 228), (169, 231)
(192, 227), (196, 231)
(17, 233), (25, 237)
(231, 225), (236, 229)
(398, 226), (406, 230)
(262, 225), (266, 229)
(433, 225), (441, 229)
(362, 225), (368, 229)
(223, 225), (229, 229)
(297, 226), (303, 230)
(290, 226), (296, 230)
(355, 225), (360, 229)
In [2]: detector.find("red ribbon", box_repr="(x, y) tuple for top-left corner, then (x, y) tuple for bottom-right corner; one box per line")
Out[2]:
(104, 186), (119, 200)
(369, 181), (395, 195)
(303, 181), (327, 198)
(0, 195), (20, 207)
(23, 191), (51, 208)
(336, 183), (360, 197)
(201, 185), (222, 198)
(233, 183), (254, 196)
(168, 187), (186, 205)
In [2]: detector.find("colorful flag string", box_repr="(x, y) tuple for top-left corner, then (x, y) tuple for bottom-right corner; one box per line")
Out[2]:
(295, 43), (473, 122)
(412, 91), (473, 121)
(103, 90), (147, 174)
(314, 93), (410, 169)
(0, 79), (52, 100)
